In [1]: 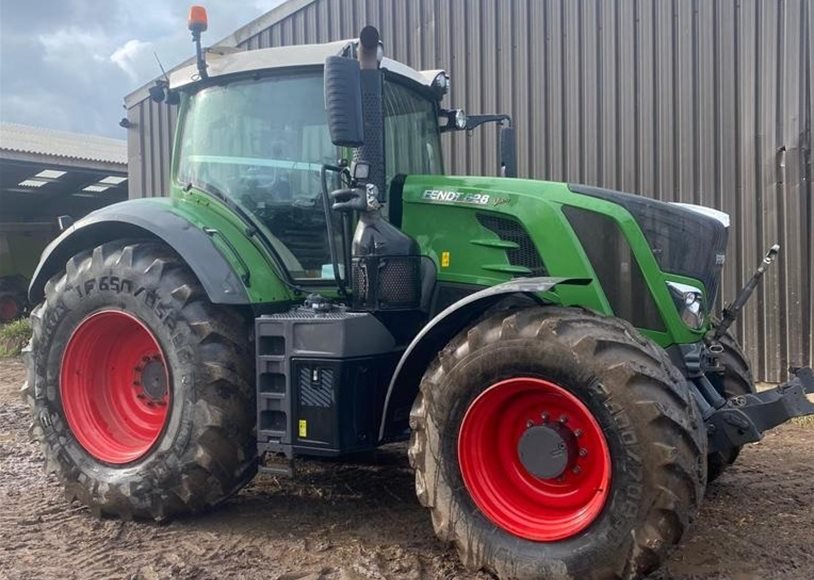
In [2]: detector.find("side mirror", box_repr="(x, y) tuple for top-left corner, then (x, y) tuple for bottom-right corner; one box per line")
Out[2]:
(499, 125), (517, 178)
(324, 56), (364, 148)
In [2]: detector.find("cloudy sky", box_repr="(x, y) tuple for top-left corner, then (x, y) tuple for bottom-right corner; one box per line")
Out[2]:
(0, 0), (285, 139)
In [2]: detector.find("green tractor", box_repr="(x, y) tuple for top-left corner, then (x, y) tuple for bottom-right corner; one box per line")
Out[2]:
(24, 10), (813, 579)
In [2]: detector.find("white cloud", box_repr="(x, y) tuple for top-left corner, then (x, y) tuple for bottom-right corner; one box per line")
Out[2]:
(39, 28), (109, 64)
(110, 39), (153, 81)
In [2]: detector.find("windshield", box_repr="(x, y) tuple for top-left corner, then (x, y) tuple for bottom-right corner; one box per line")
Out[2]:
(177, 73), (338, 280)
(384, 80), (443, 183)
(176, 71), (442, 281)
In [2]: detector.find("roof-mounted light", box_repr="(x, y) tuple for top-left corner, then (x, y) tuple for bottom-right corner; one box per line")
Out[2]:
(188, 5), (208, 33)
(18, 179), (48, 188)
(99, 175), (128, 185)
(36, 169), (67, 179)
(432, 72), (450, 95)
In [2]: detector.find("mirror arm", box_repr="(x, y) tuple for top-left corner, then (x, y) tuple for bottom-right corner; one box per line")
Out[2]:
(465, 114), (512, 131)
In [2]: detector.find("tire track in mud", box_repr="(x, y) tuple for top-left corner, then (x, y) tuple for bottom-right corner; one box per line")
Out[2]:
(2, 357), (814, 580)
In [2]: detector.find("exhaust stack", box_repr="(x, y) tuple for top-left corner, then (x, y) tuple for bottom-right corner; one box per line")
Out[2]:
(354, 26), (386, 201)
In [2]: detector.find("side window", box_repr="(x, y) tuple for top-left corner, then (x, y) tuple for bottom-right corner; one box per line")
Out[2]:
(383, 81), (443, 188)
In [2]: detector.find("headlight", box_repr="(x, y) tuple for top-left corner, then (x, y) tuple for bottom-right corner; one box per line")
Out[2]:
(666, 282), (705, 330)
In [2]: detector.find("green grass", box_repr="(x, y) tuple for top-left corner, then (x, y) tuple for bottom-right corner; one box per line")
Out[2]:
(0, 318), (31, 358)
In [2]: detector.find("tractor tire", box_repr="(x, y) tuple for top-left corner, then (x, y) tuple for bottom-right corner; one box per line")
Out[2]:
(0, 292), (23, 322)
(705, 330), (755, 483)
(23, 240), (256, 520)
(408, 307), (706, 580)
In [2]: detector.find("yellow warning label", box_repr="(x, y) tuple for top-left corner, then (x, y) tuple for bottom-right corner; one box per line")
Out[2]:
(441, 251), (450, 268)
(298, 419), (307, 438)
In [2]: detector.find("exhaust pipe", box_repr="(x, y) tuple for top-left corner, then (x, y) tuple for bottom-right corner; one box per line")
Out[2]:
(355, 26), (385, 201)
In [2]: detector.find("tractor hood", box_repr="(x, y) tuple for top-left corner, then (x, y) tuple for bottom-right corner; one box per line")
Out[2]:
(567, 184), (729, 307)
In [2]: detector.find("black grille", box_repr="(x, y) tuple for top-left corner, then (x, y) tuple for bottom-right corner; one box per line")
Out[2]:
(352, 255), (421, 311)
(477, 214), (548, 276)
(569, 184), (728, 307)
(563, 206), (666, 331)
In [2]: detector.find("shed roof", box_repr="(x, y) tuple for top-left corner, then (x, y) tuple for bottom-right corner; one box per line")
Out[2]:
(0, 123), (127, 167)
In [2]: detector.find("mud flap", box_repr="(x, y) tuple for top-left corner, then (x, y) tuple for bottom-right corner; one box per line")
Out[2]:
(707, 367), (814, 453)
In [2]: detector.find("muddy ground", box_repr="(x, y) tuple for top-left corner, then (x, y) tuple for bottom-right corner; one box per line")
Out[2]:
(1, 356), (812, 580)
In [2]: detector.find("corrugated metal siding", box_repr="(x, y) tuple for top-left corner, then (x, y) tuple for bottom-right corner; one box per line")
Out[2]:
(126, 0), (813, 382)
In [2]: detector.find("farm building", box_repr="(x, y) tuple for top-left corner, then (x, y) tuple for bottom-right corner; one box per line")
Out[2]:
(0, 123), (128, 319)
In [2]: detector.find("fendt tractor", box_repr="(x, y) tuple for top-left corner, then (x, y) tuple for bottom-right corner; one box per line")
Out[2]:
(24, 7), (814, 579)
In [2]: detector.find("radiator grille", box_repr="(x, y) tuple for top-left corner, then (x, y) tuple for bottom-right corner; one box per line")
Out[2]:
(477, 214), (547, 276)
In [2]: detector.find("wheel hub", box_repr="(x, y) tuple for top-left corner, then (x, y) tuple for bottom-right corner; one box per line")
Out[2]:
(517, 423), (577, 479)
(137, 357), (168, 402)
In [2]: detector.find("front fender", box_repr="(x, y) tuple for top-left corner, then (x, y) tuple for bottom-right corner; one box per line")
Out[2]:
(378, 276), (590, 441)
(29, 199), (249, 305)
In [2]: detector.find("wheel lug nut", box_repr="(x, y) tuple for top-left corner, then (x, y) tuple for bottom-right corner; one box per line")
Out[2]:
(136, 393), (146, 400)
(541, 412), (549, 423)
(142, 356), (151, 363)
(579, 448), (588, 457)
(559, 414), (568, 424)
(526, 420), (534, 428)
(574, 428), (583, 437)
(572, 466), (582, 475)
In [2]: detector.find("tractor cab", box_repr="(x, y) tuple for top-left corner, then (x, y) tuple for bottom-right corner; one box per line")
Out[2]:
(168, 40), (448, 284)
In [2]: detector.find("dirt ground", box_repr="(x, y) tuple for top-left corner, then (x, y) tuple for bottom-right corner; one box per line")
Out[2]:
(1, 357), (812, 580)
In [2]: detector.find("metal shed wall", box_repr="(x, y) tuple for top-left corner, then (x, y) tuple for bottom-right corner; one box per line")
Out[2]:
(125, 0), (813, 382)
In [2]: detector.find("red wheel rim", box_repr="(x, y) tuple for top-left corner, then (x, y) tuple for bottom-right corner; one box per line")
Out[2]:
(0, 296), (19, 322)
(60, 310), (170, 464)
(458, 377), (611, 542)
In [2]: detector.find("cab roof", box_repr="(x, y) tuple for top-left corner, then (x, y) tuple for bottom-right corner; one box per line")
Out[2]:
(168, 39), (446, 97)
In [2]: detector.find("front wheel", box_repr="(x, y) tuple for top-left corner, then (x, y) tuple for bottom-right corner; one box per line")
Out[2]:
(24, 240), (256, 519)
(409, 307), (707, 579)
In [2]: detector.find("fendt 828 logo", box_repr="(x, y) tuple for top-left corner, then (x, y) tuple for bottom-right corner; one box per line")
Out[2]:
(422, 190), (509, 206)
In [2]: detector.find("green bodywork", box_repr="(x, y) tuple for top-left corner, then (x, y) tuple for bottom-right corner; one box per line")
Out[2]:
(151, 172), (707, 349)
(398, 175), (708, 347)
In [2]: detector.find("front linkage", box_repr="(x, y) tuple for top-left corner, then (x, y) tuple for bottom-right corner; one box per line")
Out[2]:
(680, 244), (814, 454)
(706, 367), (814, 453)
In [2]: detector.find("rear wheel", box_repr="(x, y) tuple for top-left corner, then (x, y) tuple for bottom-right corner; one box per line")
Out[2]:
(706, 330), (755, 483)
(0, 293), (23, 322)
(409, 307), (706, 579)
(23, 240), (256, 519)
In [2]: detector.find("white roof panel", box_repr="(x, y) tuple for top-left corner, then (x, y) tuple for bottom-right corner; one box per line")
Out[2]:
(0, 123), (127, 166)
